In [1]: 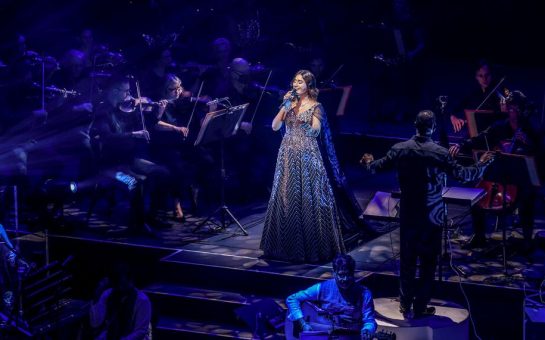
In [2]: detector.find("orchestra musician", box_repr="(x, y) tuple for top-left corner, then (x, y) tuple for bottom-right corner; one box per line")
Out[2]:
(449, 90), (543, 254)
(90, 74), (170, 234)
(150, 74), (204, 221)
(450, 60), (506, 133)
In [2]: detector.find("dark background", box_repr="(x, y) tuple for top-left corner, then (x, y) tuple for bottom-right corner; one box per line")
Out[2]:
(2, 0), (544, 66)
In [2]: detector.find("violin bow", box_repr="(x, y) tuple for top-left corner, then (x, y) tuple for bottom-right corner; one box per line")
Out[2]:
(186, 80), (204, 128)
(134, 80), (150, 142)
(249, 69), (272, 126)
(474, 77), (506, 151)
(475, 77), (505, 112)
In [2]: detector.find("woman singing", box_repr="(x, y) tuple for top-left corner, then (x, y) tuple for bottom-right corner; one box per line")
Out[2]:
(260, 70), (344, 263)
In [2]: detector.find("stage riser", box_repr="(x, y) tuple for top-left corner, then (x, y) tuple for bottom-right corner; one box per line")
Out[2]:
(364, 273), (525, 340)
(157, 260), (324, 298)
(154, 328), (252, 340)
(46, 220), (528, 340)
(148, 293), (249, 326)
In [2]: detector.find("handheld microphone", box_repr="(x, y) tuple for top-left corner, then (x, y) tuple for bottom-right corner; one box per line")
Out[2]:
(206, 97), (229, 106)
(278, 89), (298, 109)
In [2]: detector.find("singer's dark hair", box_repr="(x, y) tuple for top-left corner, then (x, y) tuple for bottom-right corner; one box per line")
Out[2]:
(293, 69), (319, 100)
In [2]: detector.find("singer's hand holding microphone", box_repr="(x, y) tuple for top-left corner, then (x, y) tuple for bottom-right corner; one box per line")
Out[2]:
(279, 89), (298, 110)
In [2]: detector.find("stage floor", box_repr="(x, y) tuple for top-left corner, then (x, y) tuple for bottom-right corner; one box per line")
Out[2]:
(13, 188), (545, 292)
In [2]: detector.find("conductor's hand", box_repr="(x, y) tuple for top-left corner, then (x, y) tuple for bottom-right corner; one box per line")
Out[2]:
(478, 151), (495, 165)
(360, 153), (374, 165)
(448, 144), (460, 158)
(450, 115), (466, 133)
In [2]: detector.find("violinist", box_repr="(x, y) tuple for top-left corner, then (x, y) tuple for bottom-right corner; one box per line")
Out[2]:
(150, 74), (203, 221)
(450, 60), (506, 133)
(212, 57), (271, 201)
(90, 74), (169, 234)
(449, 90), (543, 253)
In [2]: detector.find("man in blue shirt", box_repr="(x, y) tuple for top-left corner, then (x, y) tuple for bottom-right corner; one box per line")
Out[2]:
(286, 254), (377, 339)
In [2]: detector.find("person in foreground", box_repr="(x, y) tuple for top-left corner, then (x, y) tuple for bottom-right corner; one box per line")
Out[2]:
(89, 261), (152, 339)
(361, 110), (495, 318)
(286, 254), (377, 339)
(260, 70), (344, 263)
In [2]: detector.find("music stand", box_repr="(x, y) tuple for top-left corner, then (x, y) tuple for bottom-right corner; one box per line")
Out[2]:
(477, 151), (541, 276)
(438, 186), (486, 281)
(464, 109), (507, 138)
(192, 103), (249, 235)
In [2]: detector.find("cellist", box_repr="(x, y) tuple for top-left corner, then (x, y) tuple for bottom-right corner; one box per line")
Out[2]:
(449, 90), (543, 254)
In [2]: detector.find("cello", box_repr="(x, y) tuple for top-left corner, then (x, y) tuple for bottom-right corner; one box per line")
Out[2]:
(475, 88), (519, 210)
(475, 136), (519, 210)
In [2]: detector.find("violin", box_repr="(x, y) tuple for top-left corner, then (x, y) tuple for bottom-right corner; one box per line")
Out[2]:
(118, 96), (160, 113)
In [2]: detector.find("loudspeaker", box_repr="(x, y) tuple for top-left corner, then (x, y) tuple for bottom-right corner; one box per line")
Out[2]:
(235, 298), (285, 337)
(524, 293), (545, 340)
(363, 191), (400, 220)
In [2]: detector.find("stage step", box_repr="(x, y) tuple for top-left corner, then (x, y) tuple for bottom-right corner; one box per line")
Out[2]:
(375, 297), (470, 340)
(144, 283), (286, 326)
(145, 250), (373, 339)
(154, 315), (255, 339)
(156, 249), (372, 297)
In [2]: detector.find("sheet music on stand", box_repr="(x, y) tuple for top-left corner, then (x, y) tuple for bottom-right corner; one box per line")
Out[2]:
(192, 103), (250, 236)
(473, 150), (541, 188)
(441, 187), (487, 206)
(464, 109), (507, 138)
(194, 103), (249, 146)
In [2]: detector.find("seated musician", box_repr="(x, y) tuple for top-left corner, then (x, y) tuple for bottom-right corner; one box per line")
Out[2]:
(449, 60), (505, 133)
(286, 254), (377, 339)
(90, 74), (170, 234)
(151, 74), (201, 221)
(450, 90), (543, 253)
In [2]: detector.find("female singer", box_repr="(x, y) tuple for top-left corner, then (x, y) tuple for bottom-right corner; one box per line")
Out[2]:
(260, 70), (344, 263)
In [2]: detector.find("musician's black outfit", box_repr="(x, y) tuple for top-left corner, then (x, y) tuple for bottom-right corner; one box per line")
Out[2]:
(150, 98), (203, 214)
(457, 117), (543, 250)
(365, 135), (488, 315)
(90, 101), (169, 232)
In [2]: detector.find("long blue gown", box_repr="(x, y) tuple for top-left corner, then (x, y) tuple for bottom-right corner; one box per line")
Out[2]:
(260, 103), (344, 263)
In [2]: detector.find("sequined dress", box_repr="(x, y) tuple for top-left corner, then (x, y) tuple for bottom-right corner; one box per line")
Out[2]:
(260, 103), (344, 263)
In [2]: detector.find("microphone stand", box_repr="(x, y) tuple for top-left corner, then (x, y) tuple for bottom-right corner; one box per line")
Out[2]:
(437, 95), (449, 148)
(2, 186), (30, 334)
